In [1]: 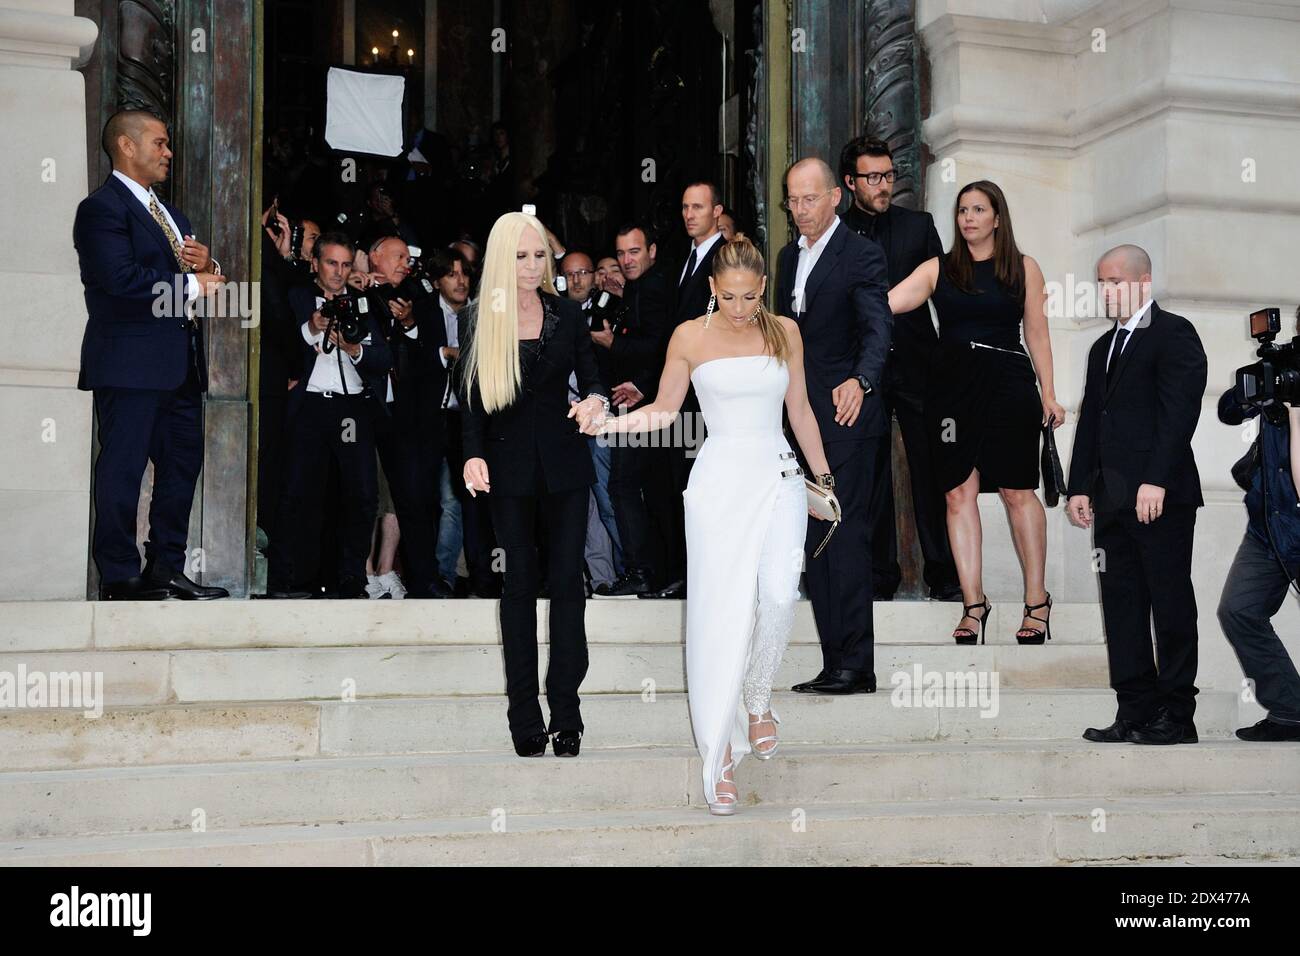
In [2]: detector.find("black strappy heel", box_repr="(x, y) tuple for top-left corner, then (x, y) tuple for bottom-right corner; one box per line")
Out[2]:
(1016, 592), (1053, 645)
(952, 596), (991, 645)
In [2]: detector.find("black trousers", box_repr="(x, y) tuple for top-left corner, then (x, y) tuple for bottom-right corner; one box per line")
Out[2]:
(805, 437), (878, 675)
(268, 393), (377, 590)
(375, 409), (442, 594)
(445, 408), (498, 591)
(91, 345), (204, 584)
(869, 353), (959, 595)
(1094, 502), (1199, 724)
(490, 485), (590, 743)
(608, 440), (659, 579)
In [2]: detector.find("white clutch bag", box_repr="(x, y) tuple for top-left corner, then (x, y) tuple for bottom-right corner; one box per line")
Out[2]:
(805, 479), (841, 558)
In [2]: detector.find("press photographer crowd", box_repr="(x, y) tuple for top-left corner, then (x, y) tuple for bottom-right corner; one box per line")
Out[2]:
(75, 109), (1300, 754)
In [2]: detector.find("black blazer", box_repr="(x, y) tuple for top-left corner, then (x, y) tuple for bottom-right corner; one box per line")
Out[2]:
(842, 202), (943, 360)
(1066, 302), (1207, 511)
(611, 264), (672, 403)
(775, 220), (893, 441)
(372, 287), (449, 429)
(457, 292), (607, 496)
(671, 236), (723, 328)
(285, 284), (394, 422)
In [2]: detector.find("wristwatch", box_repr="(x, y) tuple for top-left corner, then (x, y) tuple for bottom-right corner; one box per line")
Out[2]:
(854, 374), (871, 395)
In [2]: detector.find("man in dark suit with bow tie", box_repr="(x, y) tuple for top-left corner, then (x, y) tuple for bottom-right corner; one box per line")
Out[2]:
(840, 137), (961, 602)
(776, 157), (893, 694)
(1067, 244), (1207, 745)
(74, 110), (228, 600)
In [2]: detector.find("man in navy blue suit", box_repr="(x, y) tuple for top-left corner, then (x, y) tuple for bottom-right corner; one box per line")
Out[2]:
(776, 157), (893, 694)
(75, 110), (229, 600)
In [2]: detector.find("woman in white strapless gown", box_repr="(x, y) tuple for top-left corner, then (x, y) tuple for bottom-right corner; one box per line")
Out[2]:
(585, 235), (835, 815)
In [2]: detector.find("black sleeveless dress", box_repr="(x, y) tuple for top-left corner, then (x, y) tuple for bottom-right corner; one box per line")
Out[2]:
(926, 258), (1041, 493)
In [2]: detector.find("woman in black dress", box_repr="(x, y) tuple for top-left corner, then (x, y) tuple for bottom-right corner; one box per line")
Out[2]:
(458, 212), (609, 756)
(889, 181), (1065, 645)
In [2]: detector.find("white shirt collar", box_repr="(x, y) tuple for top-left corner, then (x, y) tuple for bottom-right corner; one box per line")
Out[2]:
(797, 215), (840, 253)
(1118, 298), (1154, 334)
(692, 229), (724, 259)
(112, 169), (159, 206)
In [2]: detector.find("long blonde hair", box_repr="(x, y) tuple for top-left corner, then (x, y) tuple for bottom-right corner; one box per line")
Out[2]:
(710, 233), (790, 364)
(463, 211), (559, 413)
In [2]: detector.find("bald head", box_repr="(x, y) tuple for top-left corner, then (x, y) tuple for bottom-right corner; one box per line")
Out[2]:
(1098, 244), (1152, 280)
(1096, 243), (1153, 321)
(787, 157), (837, 192)
(103, 110), (163, 163)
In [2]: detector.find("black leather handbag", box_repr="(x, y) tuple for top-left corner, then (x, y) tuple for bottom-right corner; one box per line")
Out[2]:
(1040, 416), (1067, 507)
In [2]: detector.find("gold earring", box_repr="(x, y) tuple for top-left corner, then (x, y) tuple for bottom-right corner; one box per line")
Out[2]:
(750, 305), (760, 324)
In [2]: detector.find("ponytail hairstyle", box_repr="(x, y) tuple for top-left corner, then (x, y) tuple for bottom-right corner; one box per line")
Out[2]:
(463, 211), (559, 413)
(709, 232), (791, 365)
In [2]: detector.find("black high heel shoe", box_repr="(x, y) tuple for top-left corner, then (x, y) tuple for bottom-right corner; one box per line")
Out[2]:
(952, 596), (991, 645)
(1016, 592), (1053, 645)
(514, 733), (549, 757)
(550, 729), (582, 757)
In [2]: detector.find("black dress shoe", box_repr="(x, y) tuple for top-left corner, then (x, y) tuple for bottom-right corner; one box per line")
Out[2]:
(142, 563), (229, 600)
(410, 578), (454, 599)
(593, 569), (652, 598)
(809, 669), (877, 695)
(1126, 709), (1198, 745)
(98, 575), (175, 601)
(639, 578), (685, 599)
(1082, 718), (1138, 743)
(1236, 718), (1300, 741)
(260, 588), (315, 599)
(550, 729), (582, 757)
(514, 733), (549, 757)
(929, 583), (965, 602)
(792, 671), (828, 693)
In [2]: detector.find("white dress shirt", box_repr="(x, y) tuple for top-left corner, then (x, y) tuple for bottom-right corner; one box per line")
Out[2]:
(1106, 298), (1153, 371)
(302, 295), (366, 394)
(793, 215), (841, 315)
(679, 229), (724, 286)
(112, 169), (199, 302)
(438, 295), (461, 410)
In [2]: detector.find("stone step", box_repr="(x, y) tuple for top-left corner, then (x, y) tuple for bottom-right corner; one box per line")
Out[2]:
(0, 642), (1111, 705)
(0, 599), (1104, 652)
(0, 690), (1243, 771)
(2, 741), (1295, 841)
(4, 793), (1297, 866)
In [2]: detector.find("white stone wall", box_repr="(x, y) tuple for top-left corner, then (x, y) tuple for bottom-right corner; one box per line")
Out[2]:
(918, 0), (1300, 706)
(0, 1), (98, 599)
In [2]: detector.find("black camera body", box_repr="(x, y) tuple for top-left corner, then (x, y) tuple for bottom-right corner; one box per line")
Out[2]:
(319, 291), (370, 350)
(589, 289), (625, 333)
(1235, 308), (1299, 424)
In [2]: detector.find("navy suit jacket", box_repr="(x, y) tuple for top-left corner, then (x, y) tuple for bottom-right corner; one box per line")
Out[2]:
(776, 221), (893, 441)
(74, 175), (208, 392)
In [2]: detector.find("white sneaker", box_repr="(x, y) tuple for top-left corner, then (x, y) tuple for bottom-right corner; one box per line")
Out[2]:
(379, 570), (407, 599)
(365, 574), (387, 599)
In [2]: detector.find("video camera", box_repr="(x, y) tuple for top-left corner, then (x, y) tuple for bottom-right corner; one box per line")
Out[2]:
(1234, 308), (1299, 424)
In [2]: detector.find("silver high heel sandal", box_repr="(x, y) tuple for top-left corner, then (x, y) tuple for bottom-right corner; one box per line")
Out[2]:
(749, 712), (781, 760)
(709, 760), (738, 816)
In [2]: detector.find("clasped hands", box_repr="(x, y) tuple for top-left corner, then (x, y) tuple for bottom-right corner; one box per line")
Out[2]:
(568, 395), (609, 436)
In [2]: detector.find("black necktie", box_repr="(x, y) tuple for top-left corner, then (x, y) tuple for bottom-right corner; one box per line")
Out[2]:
(1107, 327), (1130, 385)
(680, 247), (697, 290)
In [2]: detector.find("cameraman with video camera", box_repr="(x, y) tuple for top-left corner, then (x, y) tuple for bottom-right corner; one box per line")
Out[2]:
(1216, 304), (1300, 741)
(266, 232), (393, 598)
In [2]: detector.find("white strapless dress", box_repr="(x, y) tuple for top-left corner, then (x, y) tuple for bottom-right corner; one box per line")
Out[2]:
(684, 354), (808, 804)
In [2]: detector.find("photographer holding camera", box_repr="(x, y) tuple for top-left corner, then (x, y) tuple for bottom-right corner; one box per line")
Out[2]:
(1215, 304), (1300, 741)
(358, 235), (451, 599)
(266, 232), (393, 598)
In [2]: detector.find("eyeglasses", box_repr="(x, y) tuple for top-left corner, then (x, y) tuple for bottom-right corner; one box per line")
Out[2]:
(781, 189), (833, 212)
(564, 269), (593, 279)
(850, 170), (897, 186)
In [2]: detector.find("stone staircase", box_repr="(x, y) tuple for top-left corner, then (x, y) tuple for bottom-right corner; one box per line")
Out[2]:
(1, 599), (1297, 866)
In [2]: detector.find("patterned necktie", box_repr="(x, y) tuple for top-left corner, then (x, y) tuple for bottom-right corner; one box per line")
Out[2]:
(1107, 327), (1130, 385)
(148, 196), (191, 273)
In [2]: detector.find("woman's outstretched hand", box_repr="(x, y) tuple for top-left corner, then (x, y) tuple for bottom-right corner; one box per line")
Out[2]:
(568, 396), (607, 435)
